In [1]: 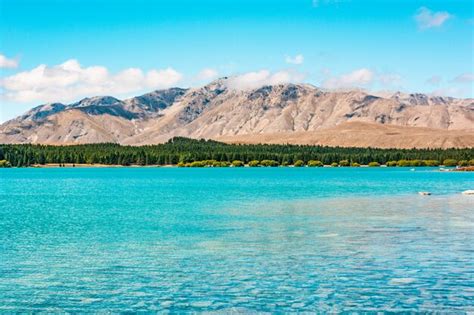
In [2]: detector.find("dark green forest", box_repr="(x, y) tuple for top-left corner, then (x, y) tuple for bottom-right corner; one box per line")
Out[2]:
(0, 137), (473, 167)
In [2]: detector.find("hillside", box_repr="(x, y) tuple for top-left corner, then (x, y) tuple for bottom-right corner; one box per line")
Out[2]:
(1, 78), (473, 148)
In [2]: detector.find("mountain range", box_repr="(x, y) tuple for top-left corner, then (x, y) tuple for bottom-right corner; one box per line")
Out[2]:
(1, 78), (473, 148)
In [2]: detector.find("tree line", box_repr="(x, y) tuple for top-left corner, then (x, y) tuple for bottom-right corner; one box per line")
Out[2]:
(0, 137), (473, 167)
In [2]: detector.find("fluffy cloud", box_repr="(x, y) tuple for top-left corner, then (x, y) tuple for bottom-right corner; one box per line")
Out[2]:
(0, 59), (183, 103)
(285, 54), (304, 65)
(414, 7), (451, 29)
(428, 73), (473, 98)
(452, 73), (474, 83)
(322, 68), (402, 89)
(196, 68), (219, 81)
(322, 68), (374, 89)
(431, 86), (471, 98)
(0, 54), (19, 69)
(225, 69), (306, 90)
(146, 68), (183, 87)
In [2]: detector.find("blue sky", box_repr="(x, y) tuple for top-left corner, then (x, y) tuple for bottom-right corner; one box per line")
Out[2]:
(0, 0), (473, 121)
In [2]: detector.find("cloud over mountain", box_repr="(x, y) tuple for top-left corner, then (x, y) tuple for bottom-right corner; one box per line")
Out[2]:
(322, 68), (375, 89)
(0, 59), (183, 103)
(322, 68), (403, 90)
(196, 68), (219, 81)
(224, 70), (306, 90)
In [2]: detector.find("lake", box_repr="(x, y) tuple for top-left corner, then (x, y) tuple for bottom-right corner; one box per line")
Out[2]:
(1, 167), (473, 312)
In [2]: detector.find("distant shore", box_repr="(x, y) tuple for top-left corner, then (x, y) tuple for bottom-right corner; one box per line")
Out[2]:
(2, 138), (472, 168)
(30, 163), (176, 168)
(452, 166), (474, 172)
(19, 163), (472, 171)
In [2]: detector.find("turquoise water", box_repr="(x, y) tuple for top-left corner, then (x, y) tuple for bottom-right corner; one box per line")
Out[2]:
(1, 167), (473, 312)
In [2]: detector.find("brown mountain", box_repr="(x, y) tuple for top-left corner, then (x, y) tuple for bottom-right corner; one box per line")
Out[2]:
(1, 78), (473, 148)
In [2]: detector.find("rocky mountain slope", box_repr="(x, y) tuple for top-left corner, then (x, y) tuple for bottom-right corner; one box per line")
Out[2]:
(1, 78), (473, 148)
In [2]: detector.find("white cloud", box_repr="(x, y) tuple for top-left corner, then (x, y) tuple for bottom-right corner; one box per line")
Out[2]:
(146, 68), (183, 88)
(196, 68), (219, 81)
(414, 7), (451, 29)
(225, 69), (306, 90)
(0, 54), (19, 69)
(322, 68), (375, 89)
(428, 73), (473, 98)
(431, 86), (471, 98)
(452, 73), (474, 83)
(285, 54), (304, 65)
(322, 68), (402, 90)
(0, 59), (183, 103)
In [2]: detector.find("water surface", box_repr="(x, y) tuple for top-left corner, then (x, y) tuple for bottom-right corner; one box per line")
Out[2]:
(1, 168), (473, 312)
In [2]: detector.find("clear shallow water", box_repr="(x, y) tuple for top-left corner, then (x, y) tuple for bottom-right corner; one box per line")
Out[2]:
(0, 167), (473, 312)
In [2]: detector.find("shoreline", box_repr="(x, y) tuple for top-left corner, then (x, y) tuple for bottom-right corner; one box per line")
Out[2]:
(10, 163), (469, 171)
(30, 163), (175, 168)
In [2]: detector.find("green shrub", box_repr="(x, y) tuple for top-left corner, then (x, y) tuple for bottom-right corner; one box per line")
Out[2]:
(409, 160), (425, 166)
(185, 160), (232, 167)
(351, 162), (360, 167)
(443, 159), (458, 166)
(470, 159), (474, 166)
(293, 160), (305, 167)
(208, 160), (220, 167)
(260, 160), (279, 167)
(199, 160), (213, 166)
(231, 160), (244, 167)
(248, 160), (260, 167)
(331, 162), (339, 167)
(368, 162), (380, 167)
(424, 160), (440, 167)
(307, 160), (323, 167)
(339, 160), (350, 167)
(458, 160), (469, 167)
(0, 160), (11, 168)
(397, 160), (411, 167)
(386, 161), (398, 167)
(189, 161), (205, 167)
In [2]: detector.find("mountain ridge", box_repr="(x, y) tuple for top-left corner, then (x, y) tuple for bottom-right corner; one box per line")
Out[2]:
(1, 78), (473, 148)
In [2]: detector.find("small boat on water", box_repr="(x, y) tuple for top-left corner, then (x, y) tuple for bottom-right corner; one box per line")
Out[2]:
(462, 190), (474, 195)
(418, 192), (431, 196)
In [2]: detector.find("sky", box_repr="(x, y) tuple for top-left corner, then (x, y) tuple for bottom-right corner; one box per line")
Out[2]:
(0, 0), (473, 122)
